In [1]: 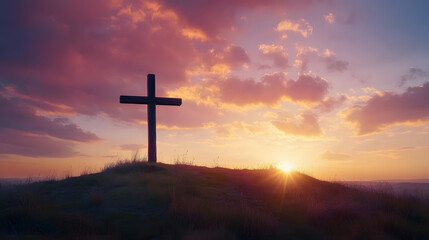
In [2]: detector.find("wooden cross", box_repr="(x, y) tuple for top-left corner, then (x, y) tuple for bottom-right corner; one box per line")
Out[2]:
(120, 74), (182, 163)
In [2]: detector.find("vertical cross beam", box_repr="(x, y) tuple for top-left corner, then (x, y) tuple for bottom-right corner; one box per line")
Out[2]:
(147, 74), (156, 163)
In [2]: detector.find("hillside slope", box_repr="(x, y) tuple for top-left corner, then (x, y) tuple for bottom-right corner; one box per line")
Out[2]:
(1, 161), (428, 239)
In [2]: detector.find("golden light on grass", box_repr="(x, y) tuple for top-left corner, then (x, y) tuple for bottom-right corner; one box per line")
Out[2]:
(276, 162), (294, 173)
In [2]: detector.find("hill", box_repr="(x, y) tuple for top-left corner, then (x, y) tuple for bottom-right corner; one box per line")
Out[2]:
(1, 161), (428, 239)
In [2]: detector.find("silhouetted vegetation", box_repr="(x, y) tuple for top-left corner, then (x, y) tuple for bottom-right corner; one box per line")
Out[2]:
(0, 160), (428, 239)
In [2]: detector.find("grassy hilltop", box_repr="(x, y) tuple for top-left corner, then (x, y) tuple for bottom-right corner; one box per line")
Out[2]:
(1, 160), (428, 239)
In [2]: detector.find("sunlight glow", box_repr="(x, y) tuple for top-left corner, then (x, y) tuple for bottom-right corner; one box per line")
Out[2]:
(277, 162), (294, 173)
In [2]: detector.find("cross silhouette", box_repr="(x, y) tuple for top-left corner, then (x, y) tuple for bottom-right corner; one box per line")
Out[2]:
(120, 74), (182, 163)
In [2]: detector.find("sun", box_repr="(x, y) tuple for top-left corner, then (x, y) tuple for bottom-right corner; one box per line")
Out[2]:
(277, 162), (294, 173)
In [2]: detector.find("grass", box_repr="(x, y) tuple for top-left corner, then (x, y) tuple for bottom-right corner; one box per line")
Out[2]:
(0, 159), (428, 239)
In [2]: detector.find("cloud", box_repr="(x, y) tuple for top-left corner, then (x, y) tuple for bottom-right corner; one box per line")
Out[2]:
(0, 0), (326, 137)
(295, 47), (348, 72)
(0, 128), (77, 158)
(257, 64), (272, 70)
(181, 27), (209, 41)
(161, 0), (317, 37)
(0, 94), (99, 158)
(259, 44), (289, 68)
(285, 74), (330, 103)
(275, 19), (313, 37)
(211, 121), (263, 140)
(272, 112), (323, 137)
(0, 95), (99, 142)
(222, 45), (251, 69)
(213, 121), (265, 138)
(324, 13), (335, 23)
(346, 82), (429, 135)
(0, 1), (194, 99)
(399, 67), (428, 86)
(314, 95), (347, 113)
(0, 0), (242, 130)
(321, 151), (351, 161)
(217, 72), (330, 106)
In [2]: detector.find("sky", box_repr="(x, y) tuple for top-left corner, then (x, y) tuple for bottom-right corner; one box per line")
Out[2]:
(1, 0), (429, 180)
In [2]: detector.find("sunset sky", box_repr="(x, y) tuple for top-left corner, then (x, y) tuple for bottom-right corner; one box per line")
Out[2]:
(1, 0), (429, 180)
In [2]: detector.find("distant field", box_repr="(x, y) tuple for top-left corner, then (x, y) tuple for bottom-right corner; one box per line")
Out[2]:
(345, 181), (429, 199)
(3, 177), (429, 197)
(1, 161), (428, 239)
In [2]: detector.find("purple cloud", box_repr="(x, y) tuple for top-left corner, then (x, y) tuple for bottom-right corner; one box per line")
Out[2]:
(0, 96), (99, 142)
(0, 128), (77, 158)
(399, 67), (429, 86)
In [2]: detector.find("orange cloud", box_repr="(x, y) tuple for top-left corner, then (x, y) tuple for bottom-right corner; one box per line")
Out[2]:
(167, 85), (217, 107)
(181, 27), (208, 41)
(259, 44), (289, 68)
(275, 19), (313, 37)
(272, 112), (323, 137)
(346, 82), (429, 135)
(187, 45), (250, 77)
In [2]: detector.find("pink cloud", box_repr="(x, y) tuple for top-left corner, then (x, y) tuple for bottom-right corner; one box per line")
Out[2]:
(223, 45), (251, 68)
(346, 82), (429, 135)
(0, 0), (326, 158)
(161, 0), (317, 37)
(217, 73), (330, 106)
(285, 74), (330, 102)
(0, 1), (234, 129)
(272, 112), (323, 137)
(1, 5), (192, 108)
(0, 0), (322, 130)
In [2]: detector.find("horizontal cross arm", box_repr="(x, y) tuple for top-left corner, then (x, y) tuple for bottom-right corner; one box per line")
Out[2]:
(120, 95), (182, 106)
(120, 95), (151, 104)
(154, 97), (182, 106)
